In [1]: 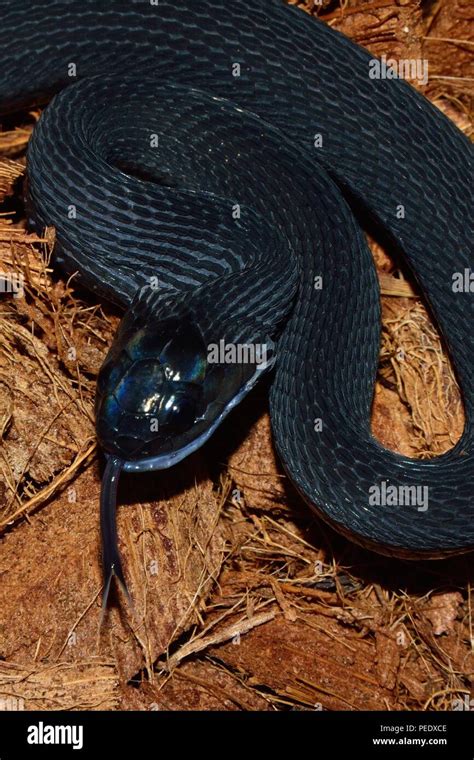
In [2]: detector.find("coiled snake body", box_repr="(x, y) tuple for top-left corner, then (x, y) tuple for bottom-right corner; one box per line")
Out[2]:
(0, 1), (472, 594)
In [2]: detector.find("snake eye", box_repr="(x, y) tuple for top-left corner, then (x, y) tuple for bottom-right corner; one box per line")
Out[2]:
(160, 390), (199, 434)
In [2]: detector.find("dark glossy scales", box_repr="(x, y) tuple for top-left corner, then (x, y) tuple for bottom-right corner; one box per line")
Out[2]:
(0, 0), (472, 556)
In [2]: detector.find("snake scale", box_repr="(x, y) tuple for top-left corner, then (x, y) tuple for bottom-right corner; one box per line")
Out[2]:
(0, 0), (472, 597)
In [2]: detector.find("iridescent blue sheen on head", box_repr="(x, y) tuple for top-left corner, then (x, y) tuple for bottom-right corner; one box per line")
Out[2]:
(95, 311), (264, 465)
(96, 317), (209, 458)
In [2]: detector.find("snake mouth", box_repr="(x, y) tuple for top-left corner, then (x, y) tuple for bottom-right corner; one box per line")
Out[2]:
(111, 365), (265, 472)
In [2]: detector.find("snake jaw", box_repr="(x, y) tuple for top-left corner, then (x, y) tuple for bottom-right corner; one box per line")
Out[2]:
(100, 455), (130, 610)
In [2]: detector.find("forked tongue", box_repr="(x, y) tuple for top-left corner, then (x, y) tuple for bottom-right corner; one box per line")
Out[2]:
(100, 455), (131, 612)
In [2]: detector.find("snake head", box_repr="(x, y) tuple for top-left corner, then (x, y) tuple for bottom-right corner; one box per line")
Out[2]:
(95, 308), (272, 471)
(96, 317), (206, 458)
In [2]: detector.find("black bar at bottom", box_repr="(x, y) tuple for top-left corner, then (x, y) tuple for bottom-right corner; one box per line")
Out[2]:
(0, 710), (472, 757)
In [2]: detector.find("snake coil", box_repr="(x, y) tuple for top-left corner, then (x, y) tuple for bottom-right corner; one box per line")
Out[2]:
(0, 1), (472, 599)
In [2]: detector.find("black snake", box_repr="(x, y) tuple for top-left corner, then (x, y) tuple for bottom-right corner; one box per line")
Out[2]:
(0, 0), (472, 599)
